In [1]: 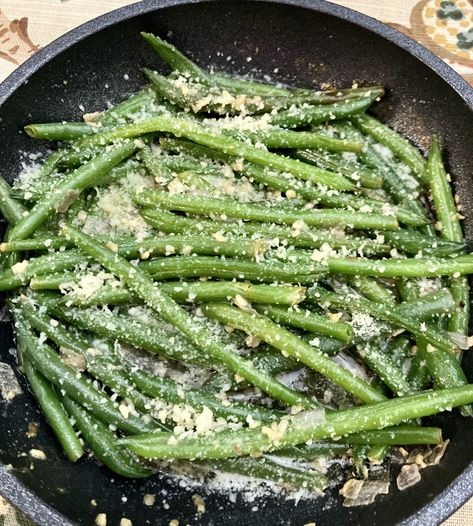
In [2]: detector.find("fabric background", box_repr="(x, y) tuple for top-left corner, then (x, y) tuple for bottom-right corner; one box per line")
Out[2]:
(0, 0), (472, 524)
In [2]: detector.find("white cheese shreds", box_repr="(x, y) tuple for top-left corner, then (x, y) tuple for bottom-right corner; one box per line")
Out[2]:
(29, 449), (46, 460)
(11, 260), (29, 274)
(0, 363), (22, 400)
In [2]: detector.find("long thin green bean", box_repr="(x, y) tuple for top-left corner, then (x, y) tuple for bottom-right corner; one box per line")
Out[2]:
(133, 190), (399, 230)
(23, 360), (84, 462)
(254, 305), (352, 342)
(61, 395), (152, 478)
(426, 137), (470, 343)
(351, 114), (427, 182)
(119, 386), (473, 459)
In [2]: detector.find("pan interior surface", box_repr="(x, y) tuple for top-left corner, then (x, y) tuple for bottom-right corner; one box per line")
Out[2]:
(1, 1), (473, 525)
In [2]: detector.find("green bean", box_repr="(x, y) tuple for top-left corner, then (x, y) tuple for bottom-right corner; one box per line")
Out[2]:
(419, 335), (470, 396)
(202, 302), (385, 404)
(254, 305), (352, 343)
(407, 346), (431, 391)
(15, 314), (155, 435)
(204, 349), (301, 393)
(395, 289), (456, 321)
(20, 302), (153, 413)
(140, 209), (392, 255)
(160, 157), (224, 176)
(133, 190), (399, 230)
(160, 281), (306, 305)
(142, 255), (326, 283)
(351, 114), (427, 183)
(36, 282), (132, 304)
(60, 395), (152, 478)
(276, 425), (443, 458)
(270, 97), (378, 129)
(47, 304), (214, 368)
(75, 115), (355, 191)
(39, 151), (64, 178)
(141, 32), (209, 83)
(23, 360), (84, 462)
(355, 343), (414, 396)
(206, 456), (326, 492)
(142, 32), (383, 104)
(45, 147), (102, 171)
(228, 128), (364, 153)
(277, 425), (443, 459)
(394, 282), (432, 391)
(31, 252), (324, 288)
(99, 89), (157, 126)
(129, 370), (283, 423)
(426, 137), (470, 343)
(118, 386), (473, 459)
(62, 224), (316, 409)
(1, 233), (268, 260)
(307, 288), (457, 354)
(24, 122), (95, 141)
(12, 158), (137, 202)
(293, 148), (383, 189)
(138, 146), (174, 182)
(346, 276), (396, 304)
(0, 237), (73, 253)
(327, 254), (473, 278)
(383, 230), (465, 257)
(0, 177), (28, 225)
(8, 142), (137, 241)
(0, 249), (84, 292)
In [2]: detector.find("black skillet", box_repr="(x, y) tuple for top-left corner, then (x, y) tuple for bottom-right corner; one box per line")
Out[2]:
(1, 1), (473, 524)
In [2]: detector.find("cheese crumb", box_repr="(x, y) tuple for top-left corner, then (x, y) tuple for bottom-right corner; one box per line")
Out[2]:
(119, 403), (130, 419)
(106, 241), (118, 253)
(29, 449), (46, 460)
(95, 513), (107, 526)
(192, 494), (206, 514)
(11, 260), (29, 274)
(143, 494), (156, 506)
(195, 406), (214, 434)
(212, 231), (227, 242)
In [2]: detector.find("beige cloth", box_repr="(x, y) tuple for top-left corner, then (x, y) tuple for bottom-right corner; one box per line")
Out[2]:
(0, 1), (472, 525)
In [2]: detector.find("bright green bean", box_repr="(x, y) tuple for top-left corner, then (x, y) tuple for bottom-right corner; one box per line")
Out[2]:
(133, 190), (399, 230)
(254, 305), (352, 342)
(118, 386), (473, 459)
(23, 360), (84, 462)
(61, 395), (152, 478)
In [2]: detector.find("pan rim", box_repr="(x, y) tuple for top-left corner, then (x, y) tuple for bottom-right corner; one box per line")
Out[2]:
(0, 1), (472, 525)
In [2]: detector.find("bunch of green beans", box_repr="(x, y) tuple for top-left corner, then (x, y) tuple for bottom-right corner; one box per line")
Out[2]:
(1, 31), (472, 499)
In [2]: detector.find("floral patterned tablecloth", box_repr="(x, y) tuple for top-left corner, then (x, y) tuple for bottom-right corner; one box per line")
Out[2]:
(0, 1), (472, 525)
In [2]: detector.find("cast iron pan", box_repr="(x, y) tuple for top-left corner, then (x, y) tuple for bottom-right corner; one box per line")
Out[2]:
(1, 1), (473, 524)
